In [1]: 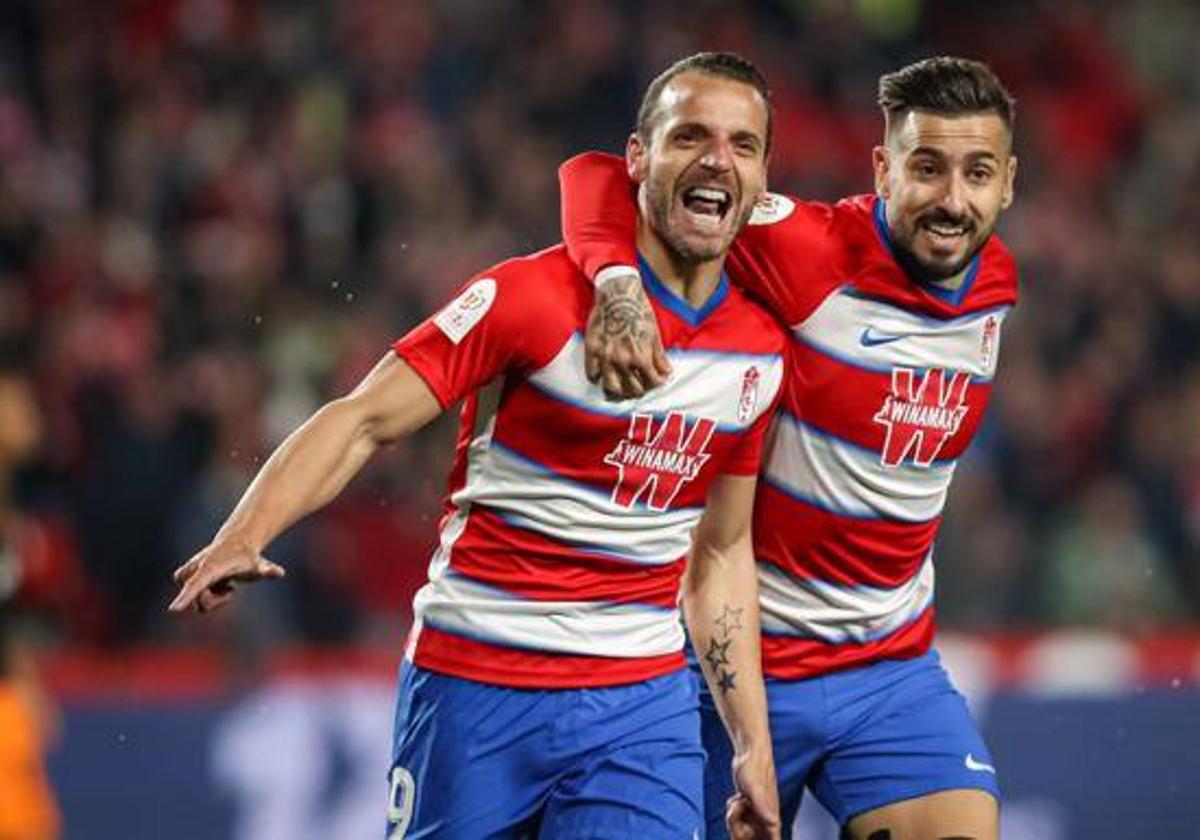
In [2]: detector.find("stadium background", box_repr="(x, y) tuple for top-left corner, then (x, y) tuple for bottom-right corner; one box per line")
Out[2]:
(0, 0), (1198, 837)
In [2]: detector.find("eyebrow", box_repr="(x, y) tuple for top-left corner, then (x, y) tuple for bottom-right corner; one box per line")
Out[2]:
(909, 146), (1001, 164)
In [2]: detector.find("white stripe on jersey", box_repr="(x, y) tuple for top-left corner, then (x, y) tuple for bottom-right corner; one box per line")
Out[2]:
(452, 440), (702, 564)
(797, 291), (1009, 380)
(413, 570), (685, 658)
(528, 333), (785, 431)
(764, 413), (954, 522)
(758, 553), (935, 644)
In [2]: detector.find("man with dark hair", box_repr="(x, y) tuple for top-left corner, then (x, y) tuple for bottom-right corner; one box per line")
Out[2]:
(637, 52), (775, 153)
(172, 52), (784, 839)
(560, 55), (1018, 840)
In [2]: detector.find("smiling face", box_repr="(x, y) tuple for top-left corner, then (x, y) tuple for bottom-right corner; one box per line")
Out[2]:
(874, 109), (1017, 280)
(628, 71), (769, 266)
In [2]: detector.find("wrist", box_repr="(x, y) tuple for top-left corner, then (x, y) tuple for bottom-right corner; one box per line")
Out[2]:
(594, 264), (640, 290)
(212, 526), (266, 556)
(731, 727), (773, 759)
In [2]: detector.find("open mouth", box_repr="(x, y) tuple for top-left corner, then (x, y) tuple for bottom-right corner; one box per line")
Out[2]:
(920, 218), (973, 248)
(681, 185), (732, 230)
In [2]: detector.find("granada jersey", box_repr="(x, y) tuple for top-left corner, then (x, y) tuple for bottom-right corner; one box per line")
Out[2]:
(560, 152), (1018, 680)
(392, 245), (785, 689)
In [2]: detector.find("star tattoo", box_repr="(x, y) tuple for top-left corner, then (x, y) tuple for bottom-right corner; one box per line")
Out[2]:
(717, 668), (737, 695)
(714, 605), (744, 638)
(705, 638), (732, 671)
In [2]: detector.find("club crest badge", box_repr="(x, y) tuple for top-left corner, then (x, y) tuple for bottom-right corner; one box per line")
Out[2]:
(738, 366), (760, 423)
(981, 315), (999, 369)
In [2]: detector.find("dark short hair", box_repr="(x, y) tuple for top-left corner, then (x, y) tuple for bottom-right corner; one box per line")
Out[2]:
(636, 51), (772, 152)
(878, 56), (1016, 136)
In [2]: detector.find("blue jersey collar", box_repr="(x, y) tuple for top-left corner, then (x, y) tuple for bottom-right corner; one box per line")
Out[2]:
(637, 253), (729, 327)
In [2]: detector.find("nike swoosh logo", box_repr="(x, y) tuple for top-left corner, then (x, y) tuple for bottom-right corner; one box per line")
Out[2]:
(859, 328), (906, 347)
(965, 753), (996, 774)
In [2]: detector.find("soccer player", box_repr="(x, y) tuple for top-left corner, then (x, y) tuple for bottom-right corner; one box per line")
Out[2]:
(170, 52), (787, 839)
(559, 57), (1019, 840)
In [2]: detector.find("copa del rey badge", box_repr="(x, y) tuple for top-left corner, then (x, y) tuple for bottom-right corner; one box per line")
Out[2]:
(738, 366), (760, 423)
(434, 277), (496, 344)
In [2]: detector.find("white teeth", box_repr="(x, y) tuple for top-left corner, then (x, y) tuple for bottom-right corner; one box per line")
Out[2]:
(689, 187), (729, 202)
(928, 223), (966, 236)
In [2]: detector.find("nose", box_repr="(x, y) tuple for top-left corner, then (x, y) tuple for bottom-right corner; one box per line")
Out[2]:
(698, 137), (734, 172)
(939, 173), (968, 216)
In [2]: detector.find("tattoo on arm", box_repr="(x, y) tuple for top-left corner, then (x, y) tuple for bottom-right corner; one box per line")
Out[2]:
(705, 638), (731, 670)
(594, 276), (656, 346)
(708, 604), (745, 695)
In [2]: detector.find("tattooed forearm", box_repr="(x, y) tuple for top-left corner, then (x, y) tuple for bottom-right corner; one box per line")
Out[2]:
(708, 604), (745, 695)
(714, 605), (744, 637)
(593, 275), (656, 344)
(705, 637), (731, 670)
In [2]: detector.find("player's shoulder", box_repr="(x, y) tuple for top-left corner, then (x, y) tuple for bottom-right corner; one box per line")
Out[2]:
(471, 244), (591, 317)
(486, 244), (587, 292)
(965, 234), (1019, 308)
(980, 233), (1018, 283)
(719, 282), (789, 355)
(429, 245), (587, 352)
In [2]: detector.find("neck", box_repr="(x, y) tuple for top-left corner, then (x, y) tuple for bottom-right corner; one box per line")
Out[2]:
(635, 218), (724, 309)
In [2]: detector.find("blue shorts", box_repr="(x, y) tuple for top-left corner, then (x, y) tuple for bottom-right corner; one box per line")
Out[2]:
(698, 649), (999, 838)
(387, 663), (705, 839)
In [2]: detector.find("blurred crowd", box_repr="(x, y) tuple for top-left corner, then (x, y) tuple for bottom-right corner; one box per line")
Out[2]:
(0, 0), (1198, 653)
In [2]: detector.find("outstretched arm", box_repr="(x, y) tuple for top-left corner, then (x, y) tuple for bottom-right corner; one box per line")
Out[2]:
(560, 152), (670, 398)
(685, 474), (780, 840)
(169, 353), (440, 613)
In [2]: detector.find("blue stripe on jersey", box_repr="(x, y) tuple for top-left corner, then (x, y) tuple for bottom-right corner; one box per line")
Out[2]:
(757, 546), (936, 596)
(486, 439), (707, 515)
(792, 333), (994, 385)
(568, 331), (782, 365)
(837, 289), (1012, 326)
(759, 599), (934, 645)
(760, 475), (889, 522)
(777, 409), (958, 468)
(434, 568), (680, 616)
(872, 198), (980, 308)
(639, 253), (729, 326)
(761, 473), (940, 525)
(523, 377), (753, 434)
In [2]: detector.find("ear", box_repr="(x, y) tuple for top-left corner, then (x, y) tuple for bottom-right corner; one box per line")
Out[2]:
(626, 132), (649, 184)
(1000, 154), (1018, 210)
(872, 145), (891, 200)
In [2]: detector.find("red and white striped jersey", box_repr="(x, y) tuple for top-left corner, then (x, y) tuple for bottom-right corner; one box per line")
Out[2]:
(561, 153), (1018, 681)
(392, 244), (786, 689)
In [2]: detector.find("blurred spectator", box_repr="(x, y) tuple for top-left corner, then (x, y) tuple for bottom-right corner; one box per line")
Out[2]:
(0, 365), (63, 840)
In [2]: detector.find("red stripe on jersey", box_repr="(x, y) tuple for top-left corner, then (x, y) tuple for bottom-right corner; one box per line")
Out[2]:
(761, 606), (935, 680)
(449, 505), (686, 608)
(411, 624), (686, 688)
(788, 339), (991, 463)
(754, 482), (939, 588)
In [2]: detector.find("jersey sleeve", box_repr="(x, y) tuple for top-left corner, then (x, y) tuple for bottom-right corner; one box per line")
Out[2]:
(726, 196), (848, 327)
(392, 272), (529, 409)
(721, 392), (781, 476)
(559, 151), (639, 281)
